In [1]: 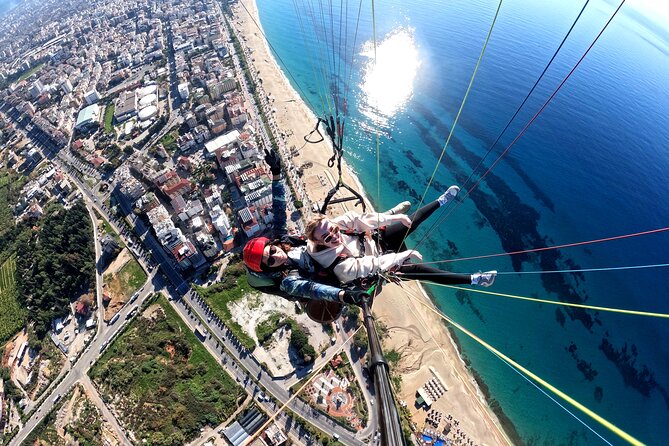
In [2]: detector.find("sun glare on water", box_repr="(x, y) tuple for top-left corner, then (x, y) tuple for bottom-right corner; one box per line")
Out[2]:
(360, 28), (420, 123)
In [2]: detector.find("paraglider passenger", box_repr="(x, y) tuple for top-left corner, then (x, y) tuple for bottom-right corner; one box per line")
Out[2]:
(305, 186), (497, 287)
(242, 149), (371, 306)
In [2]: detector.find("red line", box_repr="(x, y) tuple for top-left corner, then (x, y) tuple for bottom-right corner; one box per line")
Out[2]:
(413, 1), (626, 255)
(422, 226), (669, 264)
(465, 0), (625, 198)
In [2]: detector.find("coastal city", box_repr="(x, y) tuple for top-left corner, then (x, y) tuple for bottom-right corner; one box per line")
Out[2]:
(0, 0), (513, 445)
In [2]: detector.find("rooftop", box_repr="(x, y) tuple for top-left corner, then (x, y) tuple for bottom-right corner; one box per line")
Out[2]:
(204, 129), (240, 153)
(75, 103), (100, 127)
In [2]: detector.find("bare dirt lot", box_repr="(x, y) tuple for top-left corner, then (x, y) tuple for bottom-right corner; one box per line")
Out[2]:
(229, 293), (330, 376)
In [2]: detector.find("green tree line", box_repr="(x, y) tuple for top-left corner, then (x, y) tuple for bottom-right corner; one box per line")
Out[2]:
(15, 201), (95, 338)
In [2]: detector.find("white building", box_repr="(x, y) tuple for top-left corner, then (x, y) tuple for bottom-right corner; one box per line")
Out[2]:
(74, 104), (101, 130)
(138, 105), (158, 121)
(84, 89), (101, 105)
(204, 129), (240, 155)
(210, 205), (231, 238)
(178, 82), (189, 100)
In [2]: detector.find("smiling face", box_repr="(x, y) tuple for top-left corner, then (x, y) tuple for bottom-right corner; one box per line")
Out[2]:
(312, 219), (343, 248)
(261, 244), (288, 269)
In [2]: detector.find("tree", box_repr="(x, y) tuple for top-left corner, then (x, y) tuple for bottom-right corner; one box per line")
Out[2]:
(15, 200), (95, 337)
(353, 329), (368, 353)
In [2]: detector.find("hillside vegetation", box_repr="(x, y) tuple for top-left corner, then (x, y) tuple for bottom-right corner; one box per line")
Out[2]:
(90, 295), (244, 444)
(15, 201), (95, 337)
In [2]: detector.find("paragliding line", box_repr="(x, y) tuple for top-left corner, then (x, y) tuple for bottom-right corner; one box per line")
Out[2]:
(397, 0), (505, 251)
(496, 353), (614, 446)
(403, 287), (644, 445)
(398, 283), (614, 445)
(434, 0), (627, 230)
(411, 0), (591, 249)
(420, 225), (669, 265)
(426, 283), (669, 319)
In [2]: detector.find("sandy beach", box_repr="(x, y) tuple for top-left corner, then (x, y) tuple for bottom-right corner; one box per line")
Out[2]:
(229, 1), (512, 444)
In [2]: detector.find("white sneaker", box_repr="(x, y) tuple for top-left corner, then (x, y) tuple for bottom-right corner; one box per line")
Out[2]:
(438, 185), (460, 206)
(472, 270), (496, 287)
(385, 201), (411, 215)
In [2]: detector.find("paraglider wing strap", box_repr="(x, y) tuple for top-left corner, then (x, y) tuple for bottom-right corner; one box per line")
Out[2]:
(319, 181), (366, 214)
(304, 118), (325, 144)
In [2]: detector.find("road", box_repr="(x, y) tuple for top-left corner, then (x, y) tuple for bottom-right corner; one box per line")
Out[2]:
(85, 203), (105, 326)
(342, 321), (378, 441)
(80, 375), (132, 445)
(4, 125), (364, 444)
(1, 12), (376, 439)
(175, 290), (364, 445)
(8, 237), (157, 446)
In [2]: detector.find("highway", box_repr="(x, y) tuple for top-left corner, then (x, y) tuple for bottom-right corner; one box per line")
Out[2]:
(1, 7), (378, 440)
(9, 265), (157, 446)
(177, 289), (364, 445)
(3, 114), (368, 445)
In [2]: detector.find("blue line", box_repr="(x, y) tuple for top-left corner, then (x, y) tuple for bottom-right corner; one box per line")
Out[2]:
(493, 353), (614, 445)
(495, 263), (669, 275)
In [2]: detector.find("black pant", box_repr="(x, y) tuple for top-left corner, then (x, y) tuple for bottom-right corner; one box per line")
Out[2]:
(396, 263), (471, 285)
(381, 201), (471, 285)
(382, 200), (440, 251)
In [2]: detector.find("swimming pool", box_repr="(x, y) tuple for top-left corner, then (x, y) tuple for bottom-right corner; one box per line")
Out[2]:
(422, 434), (434, 443)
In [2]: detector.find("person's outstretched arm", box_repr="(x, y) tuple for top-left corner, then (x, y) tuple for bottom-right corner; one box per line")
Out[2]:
(266, 149), (288, 237)
(332, 250), (422, 284)
(280, 272), (342, 302)
(335, 211), (411, 232)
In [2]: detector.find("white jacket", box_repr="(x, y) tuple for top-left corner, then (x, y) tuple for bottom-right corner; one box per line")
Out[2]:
(307, 211), (414, 284)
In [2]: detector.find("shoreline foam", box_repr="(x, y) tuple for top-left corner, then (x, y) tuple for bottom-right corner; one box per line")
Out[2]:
(228, 1), (512, 444)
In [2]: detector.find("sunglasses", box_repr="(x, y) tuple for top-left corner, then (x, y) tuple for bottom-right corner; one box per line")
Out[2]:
(265, 245), (280, 267)
(321, 225), (340, 244)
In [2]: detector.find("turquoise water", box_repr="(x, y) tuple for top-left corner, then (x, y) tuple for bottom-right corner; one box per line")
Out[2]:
(255, 0), (669, 444)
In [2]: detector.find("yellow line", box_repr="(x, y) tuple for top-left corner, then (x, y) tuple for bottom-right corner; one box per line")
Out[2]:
(399, 284), (513, 445)
(429, 284), (669, 319)
(405, 291), (645, 445)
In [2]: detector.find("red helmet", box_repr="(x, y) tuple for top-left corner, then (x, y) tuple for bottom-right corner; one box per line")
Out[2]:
(243, 237), (269, 272)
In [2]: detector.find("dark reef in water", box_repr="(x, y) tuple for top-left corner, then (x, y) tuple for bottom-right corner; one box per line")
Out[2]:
(566, 342), (599, 381)
(455, 289), (485, 323)
(447, 240), (459, 257)
(599, 337), (669, 409)
(403, 149), (423, 169)
(448, 138), (595, 331)
(555, 308), (566, 327)
(396, 180), (421, 202)
(594, 386), (604, 403)
(498, 155), (555, 212)
(403, 101), (668, 430)
(407, 116), (458, 171)
(415, 100), (556, 212)
(385, 159), (399, 176)
(429, 242), (459, 263)
(598, 338), (663, 399)
(411, 111), (597, 332)
(431, 179), (448, 194)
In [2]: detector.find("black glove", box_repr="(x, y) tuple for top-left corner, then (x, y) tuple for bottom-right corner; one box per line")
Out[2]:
(264, 148), (282, 176)
(342, 290), (370, 306)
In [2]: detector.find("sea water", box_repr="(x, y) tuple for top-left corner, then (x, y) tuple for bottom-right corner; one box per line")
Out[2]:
(255, 0), (669, 443)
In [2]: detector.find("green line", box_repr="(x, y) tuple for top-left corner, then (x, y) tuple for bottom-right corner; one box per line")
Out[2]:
(399, 0), (505, 249)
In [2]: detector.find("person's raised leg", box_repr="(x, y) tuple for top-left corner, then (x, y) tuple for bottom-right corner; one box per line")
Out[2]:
(396, 264), (496, 287)
(382, 185), (460, 251)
